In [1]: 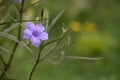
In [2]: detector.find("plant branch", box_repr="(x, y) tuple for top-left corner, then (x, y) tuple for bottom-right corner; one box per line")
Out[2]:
(18, 0), (25, 40)
(40, 32), (65, 61)
(0, 19), (48, 25)
(28, 36), (64, 80)
(0, 54), (6, 66)
(28, 45), (43, 80)
(28, 29), (65, 80)
(52, 56), (104, 60)
(0, 43), (18, 79)
(0, 2), (9, 7)
(0, 0), (25, 78)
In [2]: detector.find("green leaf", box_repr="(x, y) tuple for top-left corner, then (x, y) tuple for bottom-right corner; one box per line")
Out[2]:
(52, 56), (104, 60)
(0, 32), (19, 43)
(39, 33), (65, 62)
(20, 41), (35, 56)
(48, 7), (67, 31)
(0, 46), (12, 53)
(3, 15), (18, 33)
(43, 38), (60, 48)
(3, 26), (17, 33)
(0, 32), (35, 56)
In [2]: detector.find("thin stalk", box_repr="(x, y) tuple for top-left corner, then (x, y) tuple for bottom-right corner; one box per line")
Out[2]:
(0, 54), (6, 66)
(52, 56), (104, 60)
(18, 0), (25, 40)
(0, 43), (18, 79)
(39, 37), (63, 63)
(0, 2), (9, 7)
(0, 19), (47, 25)
(0, 0), (25, 79)
(28, 46), (43, 80)
(39, 33), (66, 66)
(29, 33), (65, 80)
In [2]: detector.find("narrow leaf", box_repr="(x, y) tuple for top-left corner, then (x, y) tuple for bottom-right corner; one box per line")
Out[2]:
(42, 38), (60, 49)
(0, 46), (12, 53)
(41, 8), (44, 19)
(0, 32), (19, 43)
(52, 56), (104, 60)
(3, 26), (17, 33)
(20, 41), (35, 56)
(48, 7), (67, 31)
(0, 32), (35, 56)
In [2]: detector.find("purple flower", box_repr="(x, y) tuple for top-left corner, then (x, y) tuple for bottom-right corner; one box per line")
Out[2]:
(23, 22), (48, 47)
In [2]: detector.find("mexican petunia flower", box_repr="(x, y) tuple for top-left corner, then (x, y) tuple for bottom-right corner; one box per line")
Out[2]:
(23, 22), (48, 47)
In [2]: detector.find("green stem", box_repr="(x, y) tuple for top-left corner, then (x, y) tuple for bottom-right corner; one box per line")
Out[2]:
(0, 54), (6, 66)
(28, 46), (43, 80)
(39, 36), (63, 63)
(0, 0), (25, 79)
(0, 19), (48, 25)
(29, 33), (65, 80)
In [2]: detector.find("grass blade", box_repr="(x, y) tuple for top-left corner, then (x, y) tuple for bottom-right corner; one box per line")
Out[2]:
(48, 7), (67, 31)
(0, 46), (12, 53)
(0, 32), (35, 56)
(52, 56), (104, 60)
(0, 32), (19, 43)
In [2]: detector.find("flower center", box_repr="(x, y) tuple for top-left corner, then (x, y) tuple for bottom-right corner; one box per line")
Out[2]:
(32, 31), (40, 37)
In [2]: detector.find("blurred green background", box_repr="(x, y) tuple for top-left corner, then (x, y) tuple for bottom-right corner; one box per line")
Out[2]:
(0, 0), (120, 80)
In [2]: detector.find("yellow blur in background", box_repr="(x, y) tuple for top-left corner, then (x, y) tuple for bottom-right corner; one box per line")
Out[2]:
(69, 21), (97, 33)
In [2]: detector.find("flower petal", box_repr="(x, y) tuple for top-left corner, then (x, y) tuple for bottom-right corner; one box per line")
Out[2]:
(39, 32), (48, 40)
(26, 22), (35, 31)
(23, 29), (32, 39)
(36, 23), (45, 32)
(30, 36), (41, 47)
